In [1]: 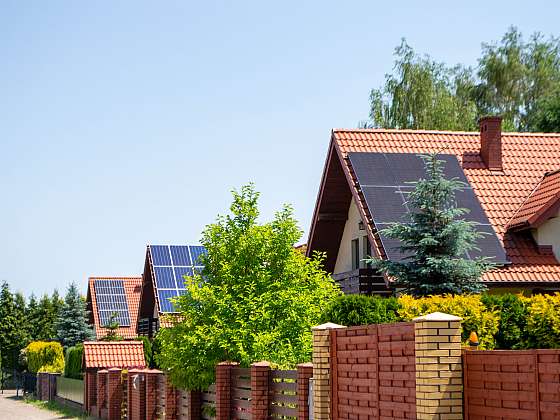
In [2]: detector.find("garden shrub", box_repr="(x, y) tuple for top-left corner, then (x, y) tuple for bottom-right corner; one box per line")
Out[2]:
(135, 336), (153, 368)
(398, 294), (499, 349)
(321, 294), (400, 326)
(25, 341), (64, 373)
(481, 293), (528, 349)
(523, 293), (560, 349)
(64, 344), (83, 379)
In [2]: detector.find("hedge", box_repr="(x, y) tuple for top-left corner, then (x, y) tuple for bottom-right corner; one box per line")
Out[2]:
(321, 292), (560, 350)
(64, 344), (83, 379)
(24, 341), (65, 373)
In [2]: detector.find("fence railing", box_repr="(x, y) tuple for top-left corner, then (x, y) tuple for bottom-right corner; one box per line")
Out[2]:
(56, 377), (84, 405)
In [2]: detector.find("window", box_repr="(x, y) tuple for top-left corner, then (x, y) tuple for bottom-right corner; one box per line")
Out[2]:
(351, 239), (360, 270)
(362, 236), (372, 268)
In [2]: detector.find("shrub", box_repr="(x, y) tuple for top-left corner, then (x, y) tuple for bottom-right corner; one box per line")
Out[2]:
(481, 294), (528, 349)
(398, 294), (499, 349)
(64, 344), (83, 379)
(321, 295), (400, 326)
(523, 293), (560, 349)
(25, 341), (64, 373)
(135, 336), (153, 368)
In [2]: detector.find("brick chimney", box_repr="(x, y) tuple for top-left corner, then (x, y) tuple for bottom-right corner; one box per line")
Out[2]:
(479, 116), (503, 170)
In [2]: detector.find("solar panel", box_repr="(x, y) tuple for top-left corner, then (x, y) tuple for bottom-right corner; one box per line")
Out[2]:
(348, 152), (509, 265)
(93, 279), (131, 327)
(149, 245), (206, 313)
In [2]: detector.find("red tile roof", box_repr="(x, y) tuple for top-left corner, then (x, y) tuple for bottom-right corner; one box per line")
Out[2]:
(508, 169), (560, 230)
(329, 128), (560, 284)
(83, 341), (146, 369)
(87, 277), (143, 339)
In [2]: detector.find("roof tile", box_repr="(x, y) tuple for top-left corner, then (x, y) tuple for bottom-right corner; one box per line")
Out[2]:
(83, 341), (146, 369)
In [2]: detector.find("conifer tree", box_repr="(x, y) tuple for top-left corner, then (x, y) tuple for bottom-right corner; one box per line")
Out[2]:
(369, 154), (491, 296)
(26, 294), (39, 340)
(0, 283), (23, 369)
(34, 294), (56, 340)
(55, 283), (94, 348)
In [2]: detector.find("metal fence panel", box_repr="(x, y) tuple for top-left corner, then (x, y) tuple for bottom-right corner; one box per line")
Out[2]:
(56, 376), (84, 404)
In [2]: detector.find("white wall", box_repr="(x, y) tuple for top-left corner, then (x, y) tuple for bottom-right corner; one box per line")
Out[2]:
(333, 199), (369, 274)
(532, 209), (560, 260)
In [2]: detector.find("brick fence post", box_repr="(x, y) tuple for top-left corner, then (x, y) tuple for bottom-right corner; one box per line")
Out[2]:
(216, 361), (238, 420)
(85, 368), (98, 415)
(107, 368), (123, 420)
(145, 369), (162, 420)
(36, 372), (47, 401)
(413, 312), (463, 420)
(312, 322), (345, 420)
(165, 376), (179, 420)
(97, 369), (108, 419)
(297, 362), (313, 420)
(128, 369), (146, 420)
(251, 361), (271, 419)
(187, 390), (202, 420)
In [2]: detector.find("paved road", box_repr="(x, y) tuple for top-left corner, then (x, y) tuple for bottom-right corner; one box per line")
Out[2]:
(0, 390), (77, 419)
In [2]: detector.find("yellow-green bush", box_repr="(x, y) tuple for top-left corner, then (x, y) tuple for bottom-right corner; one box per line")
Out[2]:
(398, 294), (499, 349)
(522, 293), (560, 349)
(24, 341), (64, 373)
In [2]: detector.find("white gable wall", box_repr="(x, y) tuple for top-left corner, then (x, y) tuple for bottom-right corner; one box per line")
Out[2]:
(333, 199), (370, 274)
(532, 209), (560, 260)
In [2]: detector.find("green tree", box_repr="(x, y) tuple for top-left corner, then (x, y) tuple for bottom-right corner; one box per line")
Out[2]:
(55, 283), (94, 349)
(0, 283), (25, 369)
(26, 294), (39, 340)
(368, 154), (491, 296)
(531, 91), (560, 131)
(369, 40), (478, 131)
(13, 292), (30, 348)
(100, 312), (123, 341)
(156, 184), (340, 390)
(476, 27), (560, 131)
(368, 28), (560, 132)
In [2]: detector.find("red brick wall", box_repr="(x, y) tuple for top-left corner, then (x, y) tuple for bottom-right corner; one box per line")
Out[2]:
(329, 322), (416, 420)
(107, 368), (122, 420)
(128, 369), (146, 420)
(463, 349), (560, 419)
(297, 363), (313, 420)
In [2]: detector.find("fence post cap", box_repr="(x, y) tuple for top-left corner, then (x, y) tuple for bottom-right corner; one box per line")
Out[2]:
(217, 361), (239, 366)
(98, 369), (109, 373)
(251, 361), (271, 367)
(297, 362), (313, 368)
(108, 367), (122, 372)
(312, 322), (346, 330)
(413, 312), (462, 322)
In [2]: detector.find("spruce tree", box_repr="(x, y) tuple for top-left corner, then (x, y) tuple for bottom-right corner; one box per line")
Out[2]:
(0, 283), (22, 369)
(55, 283), (94, 348)
(26, 294), (39, 340)
(369, 154), (491, 296)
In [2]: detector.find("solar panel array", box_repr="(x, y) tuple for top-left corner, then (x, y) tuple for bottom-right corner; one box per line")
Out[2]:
(348, 152), (509, 264)
(93, 279), (131, 327)
(149, 245), (206, 313)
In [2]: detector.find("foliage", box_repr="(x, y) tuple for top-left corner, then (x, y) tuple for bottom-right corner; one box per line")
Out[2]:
(100, 312), (124, 341)
(368, 27), (560, 132)
(370, 39), (478, 131)
(55, 283), (94, 349)
(135, 336), (153, 368)
(64, 344), (83, 379)
(531, 90), (560, 132)
(24, 341), (64, 373)
(481, 293), (528, 349)
(368, 154), (491, 296)
(321, 294), (400, 326)
(523, 293), (560, 349)
(26, 292), (60, 342)
(0, 282), (29, 369)
(398, 294), (499, 349)
(156, 184), (340, 390)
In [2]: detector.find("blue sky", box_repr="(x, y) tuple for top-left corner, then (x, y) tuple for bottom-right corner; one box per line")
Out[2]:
(1, 1), (559, 297)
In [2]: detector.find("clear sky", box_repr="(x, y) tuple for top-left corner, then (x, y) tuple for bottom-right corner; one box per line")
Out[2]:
(1, 0), (559, 297)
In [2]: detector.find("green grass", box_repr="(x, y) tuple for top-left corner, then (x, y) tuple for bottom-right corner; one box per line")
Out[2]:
(24, 396), (88, 419)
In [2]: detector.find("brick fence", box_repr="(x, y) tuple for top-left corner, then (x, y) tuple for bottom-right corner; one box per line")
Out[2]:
(463, 349), (560, 419)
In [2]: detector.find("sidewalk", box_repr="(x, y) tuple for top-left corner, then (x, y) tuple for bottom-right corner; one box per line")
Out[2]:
(0, 390), (78, 419)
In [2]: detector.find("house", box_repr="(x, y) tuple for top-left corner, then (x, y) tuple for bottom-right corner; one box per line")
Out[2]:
(86, 276), (143, 339)
(137, 244), (206, 337)
(307, 117), (560, 294)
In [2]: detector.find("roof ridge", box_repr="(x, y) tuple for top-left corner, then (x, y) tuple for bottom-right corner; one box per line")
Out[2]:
(332, 128), (560, 137)
(545, 168), (560, 177)
(89, 276), (142, 279)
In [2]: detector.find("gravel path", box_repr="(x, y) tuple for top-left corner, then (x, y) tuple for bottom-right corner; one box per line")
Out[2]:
(0, 390), (77, 419)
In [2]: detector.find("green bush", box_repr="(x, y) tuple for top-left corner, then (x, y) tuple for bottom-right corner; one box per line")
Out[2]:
(24, 341), (64, 373)
(481, 294), (528, 349)
(135, 336), (153, 368)
(321, 295), (400, 326)
(523, 293), (560, 349)
(63, 344), (83, 379)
